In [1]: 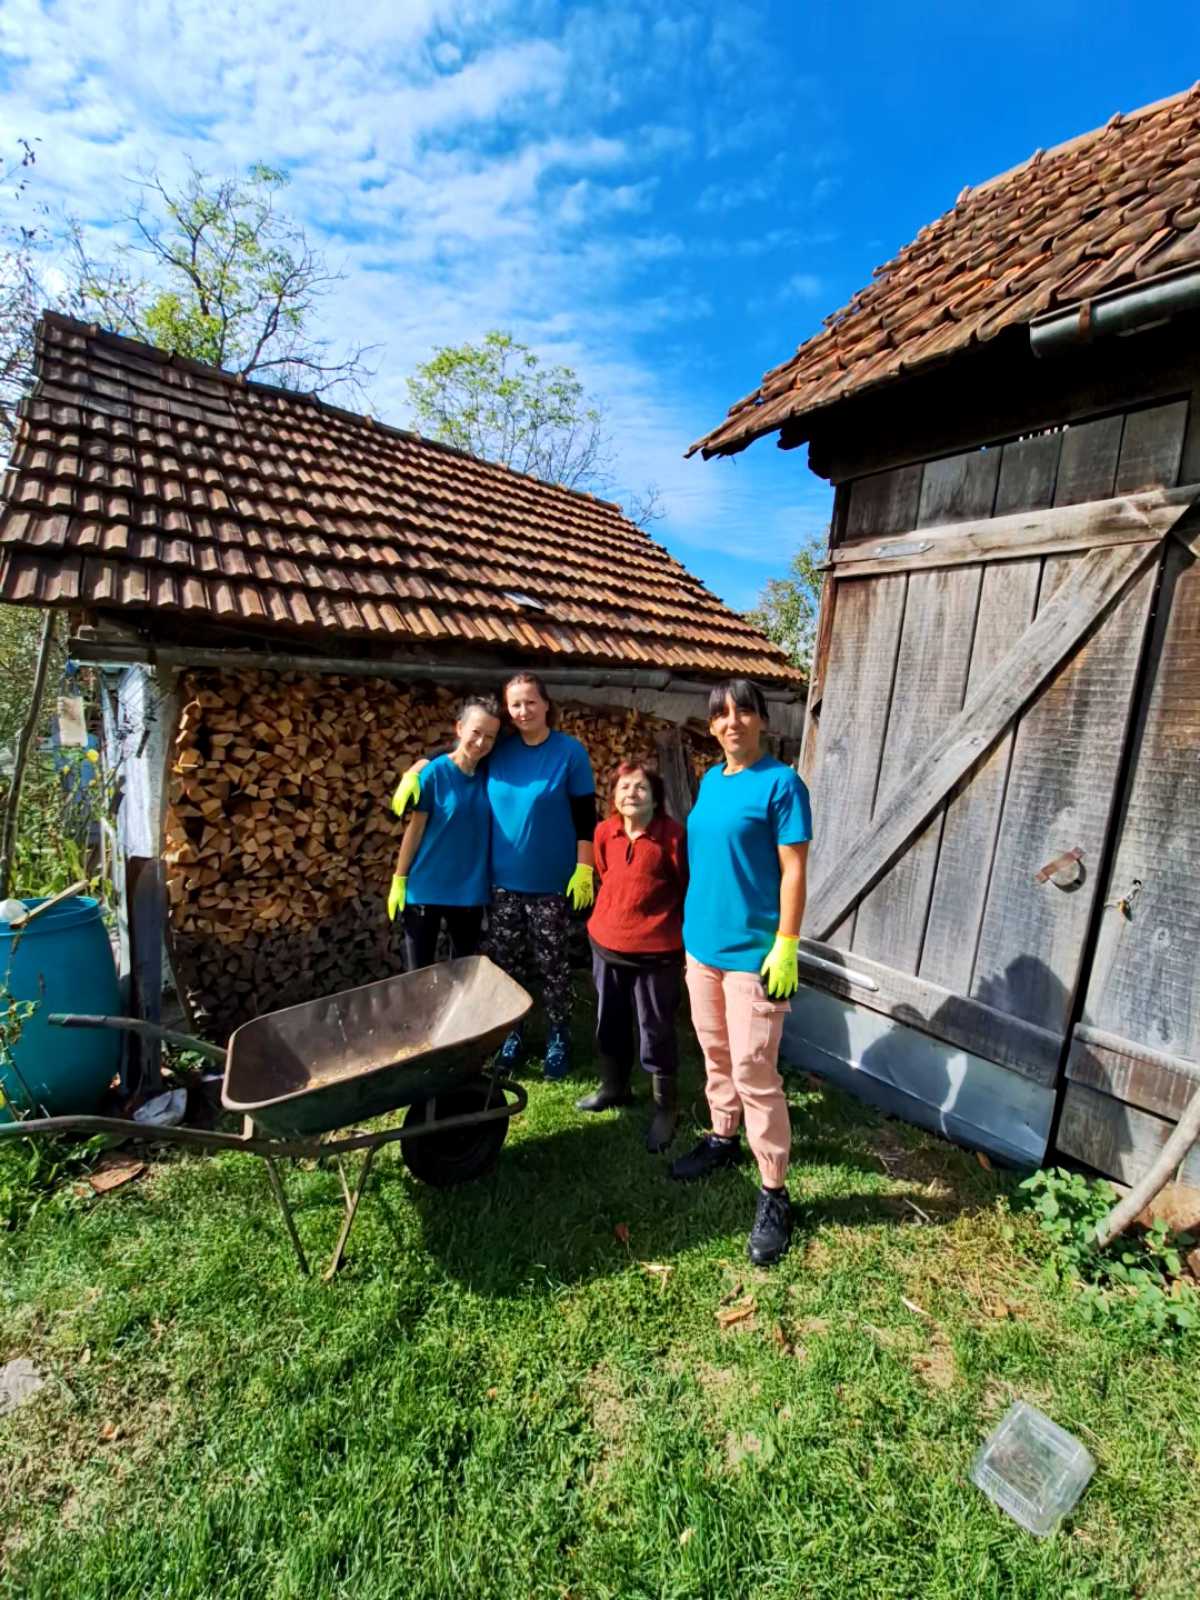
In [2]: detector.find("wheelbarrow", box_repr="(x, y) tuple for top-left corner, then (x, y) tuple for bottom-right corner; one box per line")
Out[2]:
(0, 955), (531, 1279)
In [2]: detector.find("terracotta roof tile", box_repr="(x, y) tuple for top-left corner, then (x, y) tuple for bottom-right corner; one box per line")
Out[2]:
(691, 85), (1200, 457)
(1, 314), (796, 682)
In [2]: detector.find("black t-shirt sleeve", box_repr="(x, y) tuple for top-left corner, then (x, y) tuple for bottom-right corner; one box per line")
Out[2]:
(569, 792), (597, 842)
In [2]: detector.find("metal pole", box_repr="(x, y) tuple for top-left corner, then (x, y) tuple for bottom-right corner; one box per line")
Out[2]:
(66, 638), (804, 704)
(264, 1155), (310, 1277)
(323, 1144), (377, 1281)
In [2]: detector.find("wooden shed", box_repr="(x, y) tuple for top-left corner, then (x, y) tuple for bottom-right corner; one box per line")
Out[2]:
(690, 88), (1200, 1185)
(0, 313), (801, 1061)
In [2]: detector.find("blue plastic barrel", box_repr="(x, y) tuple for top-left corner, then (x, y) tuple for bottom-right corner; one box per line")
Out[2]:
(0, 896), (120, 1120)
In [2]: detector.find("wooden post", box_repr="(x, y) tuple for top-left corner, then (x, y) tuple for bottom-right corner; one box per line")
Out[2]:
(1094, 1085), (1200, 1250)
(653, 727), (696, 823)
(0, 611), (55, 900)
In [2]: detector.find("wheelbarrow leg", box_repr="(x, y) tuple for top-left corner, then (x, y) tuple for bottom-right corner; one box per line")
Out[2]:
(264, 1155), (310, 1278)
(324, 1144), (378, 1282)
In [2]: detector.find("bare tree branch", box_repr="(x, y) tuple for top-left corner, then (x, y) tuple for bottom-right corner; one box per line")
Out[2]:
(69, 160), (377, 401)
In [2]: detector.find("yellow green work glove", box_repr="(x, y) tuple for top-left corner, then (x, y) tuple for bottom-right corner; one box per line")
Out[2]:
(760, 934), (799, 999)
(387, 874), (407, 921)
(390, 768), (422, 818)
(565, 863), (595, 911)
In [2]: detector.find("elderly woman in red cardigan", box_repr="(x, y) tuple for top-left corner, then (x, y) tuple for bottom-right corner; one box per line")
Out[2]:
(575, 760), (686, 1153)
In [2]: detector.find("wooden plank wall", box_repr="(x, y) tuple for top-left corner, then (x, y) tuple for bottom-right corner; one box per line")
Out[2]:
(1072, 535), (1200, 1067)
(806, 397), (1193, 1061)
(1054, 498), (1200, 1180)
(803, 576), (906, 947)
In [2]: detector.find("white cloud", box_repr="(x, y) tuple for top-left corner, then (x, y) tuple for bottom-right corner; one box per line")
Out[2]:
(0, 0), (844, 606)
(781, 272), (823, 299)
(557, 176), (657, 225)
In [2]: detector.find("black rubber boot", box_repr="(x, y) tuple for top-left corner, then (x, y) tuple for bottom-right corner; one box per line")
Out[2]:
(645, 1073), (678, 1153)
(575, 1055), (633, 1112)
(747, 1186), (793, 1267)
(669, 1132), (741, 1181)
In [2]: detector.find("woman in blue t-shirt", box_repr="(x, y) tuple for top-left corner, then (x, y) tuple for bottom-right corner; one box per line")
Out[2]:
(392, 672), (597, 1081)
(670, 678), (812, 1269)
(388, 694), (502, 970)
(484, 673), (597, 1078)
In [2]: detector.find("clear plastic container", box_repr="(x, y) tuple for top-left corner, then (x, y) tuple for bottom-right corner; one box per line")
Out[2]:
(971, 1400), (1096, 1536)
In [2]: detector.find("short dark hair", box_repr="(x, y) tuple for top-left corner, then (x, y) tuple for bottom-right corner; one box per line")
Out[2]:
(457, 692), (501, 721)
(610, 759), (665, 815)
(707, 678), (769, 723)
(502, 671), (556, 727)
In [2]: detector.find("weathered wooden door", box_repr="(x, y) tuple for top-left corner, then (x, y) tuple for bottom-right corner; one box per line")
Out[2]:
(792, 408), (1197, 1161)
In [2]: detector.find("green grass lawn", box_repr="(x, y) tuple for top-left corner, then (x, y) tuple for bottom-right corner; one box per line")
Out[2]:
(1, 1002), (1198, 1599)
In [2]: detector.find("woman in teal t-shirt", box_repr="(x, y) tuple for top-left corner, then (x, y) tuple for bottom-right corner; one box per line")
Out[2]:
(388, 694), (502, 970)
(483, 673), (597, 1080)
(670, 678), (812, 1269)
(392, 672), (597, 1081)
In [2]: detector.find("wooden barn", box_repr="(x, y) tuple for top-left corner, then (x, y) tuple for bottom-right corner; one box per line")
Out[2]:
(0, 313), (801, 1068)
(690, 87), (1200, 1185)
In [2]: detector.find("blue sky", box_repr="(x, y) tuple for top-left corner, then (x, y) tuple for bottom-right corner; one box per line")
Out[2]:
(2, 1), (1199, 609)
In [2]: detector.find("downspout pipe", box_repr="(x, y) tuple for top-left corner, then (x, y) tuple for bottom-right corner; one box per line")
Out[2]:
(1030, 265), (1200, 358)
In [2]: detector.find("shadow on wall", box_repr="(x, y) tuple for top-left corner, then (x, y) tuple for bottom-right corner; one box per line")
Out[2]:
(784, 949), (1065, 1168)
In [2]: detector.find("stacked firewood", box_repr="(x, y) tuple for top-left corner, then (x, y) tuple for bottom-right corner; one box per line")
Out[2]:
(557, 704), (708, 803)
(165, 669), (708, 1038)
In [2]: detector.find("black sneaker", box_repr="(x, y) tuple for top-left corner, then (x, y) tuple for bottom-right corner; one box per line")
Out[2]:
(669, 1133), (741, 1182)
(748, 1187), (793, 1267)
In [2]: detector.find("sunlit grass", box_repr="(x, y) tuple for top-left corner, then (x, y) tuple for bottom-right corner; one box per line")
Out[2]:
(1, 998), (1197, 1598)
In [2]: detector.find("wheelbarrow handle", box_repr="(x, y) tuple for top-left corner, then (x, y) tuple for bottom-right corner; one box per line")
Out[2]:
(0, 1084), (528, 1160)
(0, 1113), (318, 1158)
(47, 1013), (226, 1066)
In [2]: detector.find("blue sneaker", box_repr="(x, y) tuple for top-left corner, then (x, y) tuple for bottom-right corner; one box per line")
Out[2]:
(494, 1026), (525, 1075)
(542, 1027), (571, 1081)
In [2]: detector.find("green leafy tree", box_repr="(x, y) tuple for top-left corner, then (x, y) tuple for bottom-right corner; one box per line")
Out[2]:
(407, 330), (662, 525)
(72, 162), (375, 396)
(0, 605), (99, 897)
(745, 533), (826, 675)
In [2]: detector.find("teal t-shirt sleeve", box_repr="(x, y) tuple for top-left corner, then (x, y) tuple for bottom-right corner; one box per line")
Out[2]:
(770, 771), (813, 846)
(566, 738), (594, 796)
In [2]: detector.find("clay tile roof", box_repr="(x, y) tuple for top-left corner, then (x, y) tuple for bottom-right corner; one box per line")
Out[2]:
(690, 84), (1200, 458)
(1, 315), (796, 682)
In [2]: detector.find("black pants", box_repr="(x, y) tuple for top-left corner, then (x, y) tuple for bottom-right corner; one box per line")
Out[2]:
(402, 903), (485, 971)
(592, 948), (681, 1078)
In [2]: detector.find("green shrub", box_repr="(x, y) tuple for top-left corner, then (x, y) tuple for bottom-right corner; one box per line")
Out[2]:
(1021, 1166), (1198, 1336)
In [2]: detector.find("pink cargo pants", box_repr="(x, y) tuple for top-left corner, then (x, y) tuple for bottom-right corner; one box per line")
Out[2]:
(684, 956), (792, 1188)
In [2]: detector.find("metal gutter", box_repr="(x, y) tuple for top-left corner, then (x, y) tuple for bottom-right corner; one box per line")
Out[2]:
(69, 639), (804, 703)
(1030, 265), (1200, 357)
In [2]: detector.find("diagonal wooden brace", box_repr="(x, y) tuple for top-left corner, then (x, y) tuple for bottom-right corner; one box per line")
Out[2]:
(804, 536), (1168, 940)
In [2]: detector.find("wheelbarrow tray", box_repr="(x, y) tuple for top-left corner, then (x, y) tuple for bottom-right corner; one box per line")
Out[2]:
(222, 955), (531, 1138)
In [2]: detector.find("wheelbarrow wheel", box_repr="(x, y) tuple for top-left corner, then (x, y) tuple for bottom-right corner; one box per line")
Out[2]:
(400, 1081), (509, 1187)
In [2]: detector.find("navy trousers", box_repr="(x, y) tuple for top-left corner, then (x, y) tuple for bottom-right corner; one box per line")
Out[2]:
(591, 948), (681, 1077)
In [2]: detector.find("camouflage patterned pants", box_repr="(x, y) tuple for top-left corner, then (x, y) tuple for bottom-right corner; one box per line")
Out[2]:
(486, 888), (572, 1030)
